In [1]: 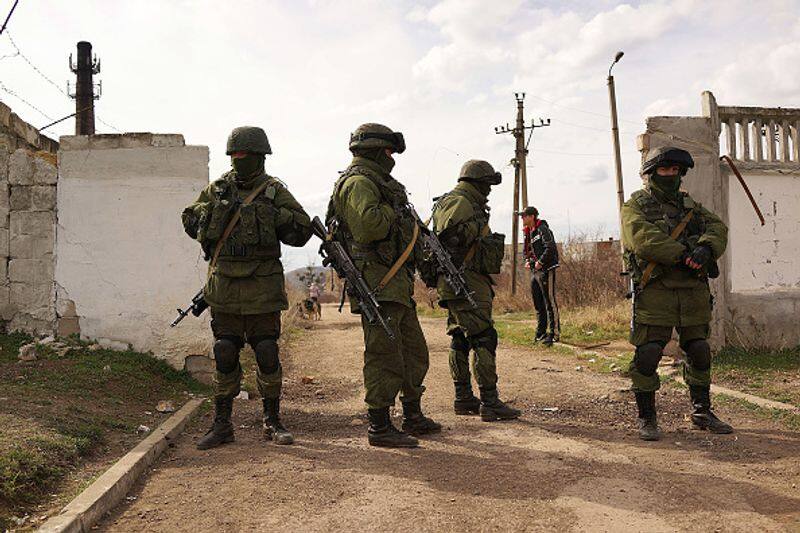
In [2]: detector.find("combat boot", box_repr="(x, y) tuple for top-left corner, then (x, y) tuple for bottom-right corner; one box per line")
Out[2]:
(196, 396), (235, 450)
(453, 382), (481, 415)
(367, 407), (418, 448)
(479, 387), (521, 421)
(634, 391), (660, 441)
(401, 400), (442, 436)
(689, 385), (733, 434)
(263, 397), (294, 445)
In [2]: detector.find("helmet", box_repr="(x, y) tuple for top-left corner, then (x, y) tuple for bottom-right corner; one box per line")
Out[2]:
(641, 146), (694, 175)
(349, 123), (406, 154)
(458, 159), (502, 185)
(226, 126), (272, 155)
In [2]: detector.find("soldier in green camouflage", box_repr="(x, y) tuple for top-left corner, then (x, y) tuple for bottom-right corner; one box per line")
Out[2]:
(431, 160), (521, 421)
(326, 123), (441, 448)
(622, 146), (732, 441)
(182, 126), (313, 450)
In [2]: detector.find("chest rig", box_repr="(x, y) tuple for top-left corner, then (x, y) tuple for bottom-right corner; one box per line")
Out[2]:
(200, 173), (281, 261)
(627, 189), (707, 280)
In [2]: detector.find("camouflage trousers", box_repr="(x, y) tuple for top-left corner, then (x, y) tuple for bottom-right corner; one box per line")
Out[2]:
(629, 322), (711, 392)
(446, 304), (498, 389)
(210, 310), (282, 401)
(360, 301), (429, 409)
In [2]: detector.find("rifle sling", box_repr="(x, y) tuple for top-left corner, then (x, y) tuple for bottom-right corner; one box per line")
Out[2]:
(208, 179), (272, 278)
(639, 209), (695, 288)
(375, 222), (419, 293)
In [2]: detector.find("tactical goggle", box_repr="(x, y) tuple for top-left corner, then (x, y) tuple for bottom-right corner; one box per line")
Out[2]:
(485, 172), (502, 185)
(459, 171), (502, 185)
(350, 131), (406, 154)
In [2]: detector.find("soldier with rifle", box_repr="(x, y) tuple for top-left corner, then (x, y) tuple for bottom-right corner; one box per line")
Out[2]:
(428, 160), (521, 421)
(622, 146), (732, 441)
(180, 126), (312, 450)
(324, 123), (441, 448)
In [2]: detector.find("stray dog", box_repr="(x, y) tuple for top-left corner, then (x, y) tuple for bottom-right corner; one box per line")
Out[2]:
(298, 298), (321, 321)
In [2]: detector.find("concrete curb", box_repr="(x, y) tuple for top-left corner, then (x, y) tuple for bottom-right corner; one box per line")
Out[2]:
(674, 375), (799, 412)
(558, 342), (799, 413)
(38, 397), (206, 533)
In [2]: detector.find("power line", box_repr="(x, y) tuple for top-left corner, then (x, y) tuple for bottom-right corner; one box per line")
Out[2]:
(526, 93), (641, 126)
(534, 146), (638, 157)
(96, 115), (122, 133)
(0, 0), (19, 37)
(552, 117), (638, 136)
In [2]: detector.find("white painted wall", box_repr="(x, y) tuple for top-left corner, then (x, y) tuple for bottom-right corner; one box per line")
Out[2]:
(56, 134), (212, 367)
(727, 171), (800, 293)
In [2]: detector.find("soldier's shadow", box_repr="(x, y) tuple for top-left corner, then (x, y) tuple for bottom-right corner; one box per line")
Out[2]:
(212, 408), (800, 518)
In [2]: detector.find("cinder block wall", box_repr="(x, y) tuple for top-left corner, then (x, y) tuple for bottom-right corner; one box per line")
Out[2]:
(0, 148), (58, 334)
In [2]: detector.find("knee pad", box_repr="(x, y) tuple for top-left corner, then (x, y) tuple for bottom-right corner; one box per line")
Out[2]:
(253, 338), (280, 374)
(213, 337), (241, 374)
(683, 339), (711, 371)
(449, 329), (470, 353)
(634, 342), (664, 376)
(469, 327), (498, 354)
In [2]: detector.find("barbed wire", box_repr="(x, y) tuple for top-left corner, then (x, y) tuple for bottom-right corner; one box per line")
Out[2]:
(6, 31), (70, 97)
(0, 80), (54, 120)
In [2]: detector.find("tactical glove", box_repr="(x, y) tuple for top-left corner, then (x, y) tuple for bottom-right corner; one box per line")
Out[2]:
(689, 245), (713, 267)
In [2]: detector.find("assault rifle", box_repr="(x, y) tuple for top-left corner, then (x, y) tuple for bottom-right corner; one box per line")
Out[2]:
(171, 289), (209, 327)
(311, 216), (394, 340)
(404, 204), (477, 309)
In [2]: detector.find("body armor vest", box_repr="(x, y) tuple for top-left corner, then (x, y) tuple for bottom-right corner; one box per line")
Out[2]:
(326, 164), (413, 265)
(626, 189), (709, 283)
(199, 173), (282, 261)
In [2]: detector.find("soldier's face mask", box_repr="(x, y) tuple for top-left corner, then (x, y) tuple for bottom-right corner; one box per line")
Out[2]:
(232, 154), (264, 178)
(376, 149), (396, 173)
(650, 171), (681, 194)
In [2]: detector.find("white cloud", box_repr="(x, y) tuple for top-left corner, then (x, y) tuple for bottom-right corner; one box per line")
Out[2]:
(2, 0), (797, 270)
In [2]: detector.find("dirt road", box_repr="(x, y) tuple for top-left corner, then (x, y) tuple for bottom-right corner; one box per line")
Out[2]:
(100, 305), (800, 532)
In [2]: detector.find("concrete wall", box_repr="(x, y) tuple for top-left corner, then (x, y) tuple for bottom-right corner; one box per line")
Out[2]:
(56, 134), (212, 367)
(727, 172), (800, 292)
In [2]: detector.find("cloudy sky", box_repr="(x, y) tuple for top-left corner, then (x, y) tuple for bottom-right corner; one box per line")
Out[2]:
(2, 0), (798, 270)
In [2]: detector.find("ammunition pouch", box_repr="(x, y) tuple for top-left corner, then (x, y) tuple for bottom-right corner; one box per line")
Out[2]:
(473, 232), (505, 275)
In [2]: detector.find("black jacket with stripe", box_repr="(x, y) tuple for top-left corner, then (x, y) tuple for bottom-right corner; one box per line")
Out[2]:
(523, 220), (559, 271)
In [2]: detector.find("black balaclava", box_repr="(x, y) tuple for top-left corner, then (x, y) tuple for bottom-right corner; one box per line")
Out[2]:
(463, 179), (491, 198)
(649, 168), (682, 198)
(354, 148), (395, 173)
(232, 154), (265, 186)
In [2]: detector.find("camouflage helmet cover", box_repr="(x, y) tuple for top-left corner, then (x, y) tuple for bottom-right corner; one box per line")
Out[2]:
(641, 146), (694, 175)
(458, 159), (502, 185)
(226, 126), (272, 155)
(349, 123), (406, 154)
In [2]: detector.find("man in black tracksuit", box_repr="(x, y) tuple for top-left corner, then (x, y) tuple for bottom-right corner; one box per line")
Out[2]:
(521, 206), (560, 345)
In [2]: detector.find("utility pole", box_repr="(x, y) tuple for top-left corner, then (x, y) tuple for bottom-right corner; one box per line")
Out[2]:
(607, 51), (625, 250)
(494, 93), (550, 295)
(69, 41), (101, 135)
